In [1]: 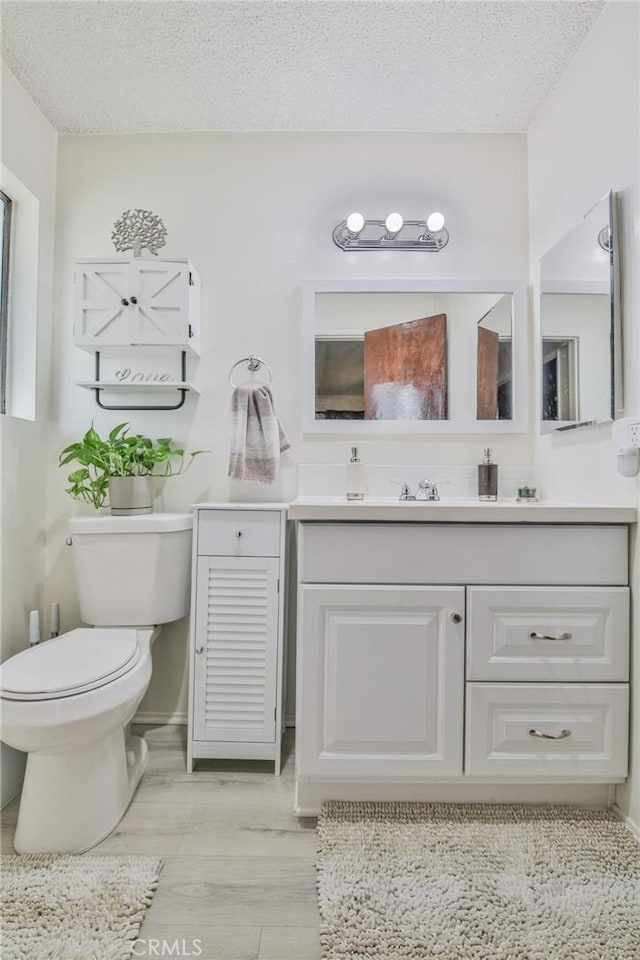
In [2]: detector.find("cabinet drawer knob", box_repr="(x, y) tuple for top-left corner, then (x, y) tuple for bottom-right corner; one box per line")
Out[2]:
(120, 298), (130, 307)
(529, 728), (571, 740)
(195, 646), (204, 655)
(529, 631), (573, 641)
(450, 612), (463, 624)
(236, 530), (243, 538)
(130, 295), (138, 304)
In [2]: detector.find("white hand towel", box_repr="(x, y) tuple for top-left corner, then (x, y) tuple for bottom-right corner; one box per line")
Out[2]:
(228, 385), (291, 483)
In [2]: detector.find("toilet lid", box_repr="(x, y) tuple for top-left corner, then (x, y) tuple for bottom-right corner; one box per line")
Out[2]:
(0, 628), (141, 701)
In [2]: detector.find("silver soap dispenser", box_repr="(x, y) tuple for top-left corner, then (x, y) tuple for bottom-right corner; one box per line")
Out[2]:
(346, 447), (365, 501)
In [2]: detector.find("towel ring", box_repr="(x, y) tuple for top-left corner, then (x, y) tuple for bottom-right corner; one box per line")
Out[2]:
(229, 355), (273, 388)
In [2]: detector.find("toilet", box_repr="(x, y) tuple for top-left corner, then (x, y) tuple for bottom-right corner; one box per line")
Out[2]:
(0, 512), (192, 854)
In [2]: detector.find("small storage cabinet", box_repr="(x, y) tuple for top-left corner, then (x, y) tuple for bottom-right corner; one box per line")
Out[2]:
(187, 504), (288, 774)
(74, 258), (200, 352)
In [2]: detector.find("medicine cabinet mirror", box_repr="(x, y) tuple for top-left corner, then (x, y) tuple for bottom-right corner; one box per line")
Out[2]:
(540, 190), (621, 432)
(302, 279), (526, 434)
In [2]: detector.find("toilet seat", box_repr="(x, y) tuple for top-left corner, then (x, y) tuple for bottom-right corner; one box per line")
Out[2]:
(0, 628), (141, 701)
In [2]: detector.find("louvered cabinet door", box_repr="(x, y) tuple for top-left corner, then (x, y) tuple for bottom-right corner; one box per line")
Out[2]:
(193, 556), (280, 743)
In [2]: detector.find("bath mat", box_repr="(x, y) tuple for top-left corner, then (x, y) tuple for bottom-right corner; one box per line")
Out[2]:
(317, 802), (640, 960)
(0, 854), (162, 959)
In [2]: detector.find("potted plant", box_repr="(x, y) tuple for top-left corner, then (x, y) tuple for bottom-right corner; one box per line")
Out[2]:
(59, 422), (206, 515)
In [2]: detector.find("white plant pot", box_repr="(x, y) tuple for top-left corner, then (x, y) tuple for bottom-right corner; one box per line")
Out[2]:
(108, 476), (153, 516)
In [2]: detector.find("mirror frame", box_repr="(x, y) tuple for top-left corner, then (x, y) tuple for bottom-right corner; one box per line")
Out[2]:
(302, 277), (527, 434)
(539, 190), (622, 433)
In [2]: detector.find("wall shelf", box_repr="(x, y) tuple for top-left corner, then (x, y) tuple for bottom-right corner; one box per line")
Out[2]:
(73, 257), (202, 411)
(75, 346), (198, 411)
(75, 380), (199, 394)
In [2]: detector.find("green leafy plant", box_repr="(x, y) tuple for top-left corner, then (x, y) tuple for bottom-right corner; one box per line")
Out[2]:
(59, 422), (206, 510)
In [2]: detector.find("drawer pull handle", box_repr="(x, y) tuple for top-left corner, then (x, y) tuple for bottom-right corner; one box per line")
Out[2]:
(529, 728), (571, 740)
(195, 646), (204, 655)
(529, 631), (573, 642)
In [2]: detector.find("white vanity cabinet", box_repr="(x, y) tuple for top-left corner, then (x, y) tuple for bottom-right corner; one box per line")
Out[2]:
(293, 516), (631, 812)
(187, 504), (288, 774)
(74, 258), (201, 352)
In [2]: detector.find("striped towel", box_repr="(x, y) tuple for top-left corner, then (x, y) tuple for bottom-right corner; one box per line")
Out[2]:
(228, 385), (290, 483)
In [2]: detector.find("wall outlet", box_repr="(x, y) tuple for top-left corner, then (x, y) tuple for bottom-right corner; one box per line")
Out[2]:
(629, 421), (640, 448)
(612, 417), (640, 450)
(612, 417), (640, 478)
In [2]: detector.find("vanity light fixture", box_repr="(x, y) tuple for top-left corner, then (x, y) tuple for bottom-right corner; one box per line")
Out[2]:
(333, 211), (449, 251)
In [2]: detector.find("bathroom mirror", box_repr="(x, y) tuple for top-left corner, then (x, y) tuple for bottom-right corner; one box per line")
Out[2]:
(302, 279), (526, 434)
(540, 191), (621, 432)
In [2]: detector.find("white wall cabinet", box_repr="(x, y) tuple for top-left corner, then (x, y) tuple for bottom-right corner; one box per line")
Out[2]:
(188, 504), (288, 774)
(295, 521), (630, 812)
(74, 258), (201, 353)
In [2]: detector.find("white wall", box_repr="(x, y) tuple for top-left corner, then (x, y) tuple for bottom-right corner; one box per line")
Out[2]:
(527, 1), (640, 828)
(0, 63), (57, 804)
(48, 131), (530, 721)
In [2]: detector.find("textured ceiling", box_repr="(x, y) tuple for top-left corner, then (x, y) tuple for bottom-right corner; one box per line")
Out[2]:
(0, 0), (605, 134)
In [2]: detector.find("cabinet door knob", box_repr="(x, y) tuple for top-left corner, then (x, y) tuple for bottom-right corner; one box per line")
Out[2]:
(529, 728), (571, 740)
(450, 612), (463, 624)
(236, 530), (243, 538)
(130, 295), (138, 304)
(120, 298), (130, 307)
(529, 631), (573, 641)
(195, 646), (204, 655)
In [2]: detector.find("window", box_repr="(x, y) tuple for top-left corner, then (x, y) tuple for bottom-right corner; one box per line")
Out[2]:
(0, 189), (12, 415)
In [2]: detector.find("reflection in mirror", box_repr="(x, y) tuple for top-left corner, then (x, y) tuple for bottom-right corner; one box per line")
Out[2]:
(540, 191), (620, 430)
(476, 295), (513, 420)
(313, 290), (513, 423)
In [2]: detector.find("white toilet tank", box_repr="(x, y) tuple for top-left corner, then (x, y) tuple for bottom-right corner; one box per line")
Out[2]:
(68, 513), (193, 626)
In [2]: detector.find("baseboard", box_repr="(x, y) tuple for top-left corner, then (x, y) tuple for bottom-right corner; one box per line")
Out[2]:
(612, 803), (640, 840)
(133, 710), (188, 725)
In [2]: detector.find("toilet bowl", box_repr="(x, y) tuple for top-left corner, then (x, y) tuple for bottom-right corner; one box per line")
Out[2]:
(0, 512), (192, 854)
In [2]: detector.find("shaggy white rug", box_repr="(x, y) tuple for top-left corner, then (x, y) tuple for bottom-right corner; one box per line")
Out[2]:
(317, 802), (640, 960)
(0, 854), (162, 959)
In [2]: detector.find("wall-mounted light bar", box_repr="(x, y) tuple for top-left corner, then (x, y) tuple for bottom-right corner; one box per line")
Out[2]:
(333, 211), (449, 252)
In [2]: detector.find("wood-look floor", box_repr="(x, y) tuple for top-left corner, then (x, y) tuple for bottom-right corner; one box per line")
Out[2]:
(0, 726), (321, 960)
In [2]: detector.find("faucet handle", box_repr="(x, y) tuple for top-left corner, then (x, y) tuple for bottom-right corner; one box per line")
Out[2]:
(391, 481), (416, 501)
(399, 482), (416, 501)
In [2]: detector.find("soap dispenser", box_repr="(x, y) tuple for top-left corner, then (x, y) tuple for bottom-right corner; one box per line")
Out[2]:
(478, 448), (498, 501)
(346, 447), (365, 501)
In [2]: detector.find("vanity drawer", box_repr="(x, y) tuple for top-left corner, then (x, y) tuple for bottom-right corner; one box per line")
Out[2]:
(465, 682), (629, 780)
(197, 510), (281, 557)
(299, 523), (628, 585)
(467, 587), (629, 681)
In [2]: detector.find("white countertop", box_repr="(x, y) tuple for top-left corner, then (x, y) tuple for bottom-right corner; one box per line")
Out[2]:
(288, 497), (637, 523)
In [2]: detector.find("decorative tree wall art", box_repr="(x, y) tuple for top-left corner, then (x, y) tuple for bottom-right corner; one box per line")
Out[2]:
(111, 208), (168, 257)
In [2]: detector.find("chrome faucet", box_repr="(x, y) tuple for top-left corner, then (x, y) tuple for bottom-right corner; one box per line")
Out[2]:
(416, 479), (440, 501)
(399, 483), (416, 501)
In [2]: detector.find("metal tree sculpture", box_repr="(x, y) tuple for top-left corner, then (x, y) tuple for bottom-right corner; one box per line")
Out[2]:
(111, 208), (168, 257)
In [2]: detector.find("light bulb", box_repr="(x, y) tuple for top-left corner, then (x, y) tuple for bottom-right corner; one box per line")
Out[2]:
(385, 212), (403, 235)
(427, 211), (445, 232)
(346, 212), (365, 235)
